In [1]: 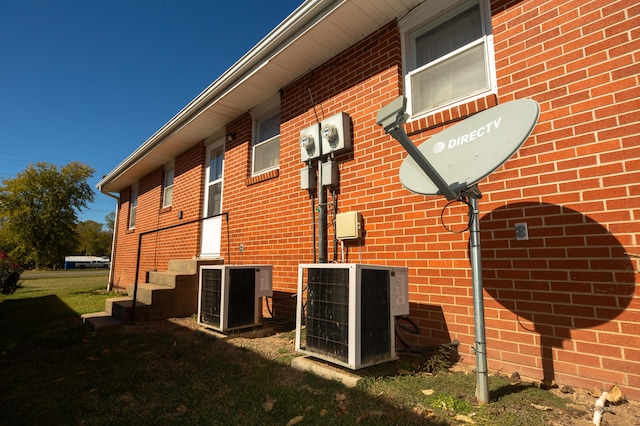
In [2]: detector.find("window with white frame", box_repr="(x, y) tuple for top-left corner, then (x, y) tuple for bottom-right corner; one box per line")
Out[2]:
(206, 144), (224, 217)
(400, 0), (496, 118)
(162, 163), (174, 208)
(251, 95), (280, 176)
(129, 183), (138, 229)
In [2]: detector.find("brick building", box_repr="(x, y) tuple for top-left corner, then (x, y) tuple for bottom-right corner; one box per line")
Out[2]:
(97, 0), (640, 399)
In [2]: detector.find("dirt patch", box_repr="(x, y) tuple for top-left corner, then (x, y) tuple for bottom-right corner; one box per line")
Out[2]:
(168, 317), (640, 425)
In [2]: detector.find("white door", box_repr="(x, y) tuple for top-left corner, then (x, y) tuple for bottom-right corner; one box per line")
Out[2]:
(200, 141), (224, 258)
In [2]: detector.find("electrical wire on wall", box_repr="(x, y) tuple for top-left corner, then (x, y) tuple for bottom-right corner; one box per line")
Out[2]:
(395, 315), (460, 362)
(310, 192), (317, 263)
(316, 196), (335, 255)
(395, 315), (421, 352)
(264, 292), (297, 327)
(439, 190), (479, 266)
(307, 69), (325, 124)
(330, 187), (339, 262)
(440, 194), (474, 234)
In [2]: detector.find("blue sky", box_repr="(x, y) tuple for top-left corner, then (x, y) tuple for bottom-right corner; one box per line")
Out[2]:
(0, 0), (302, 225)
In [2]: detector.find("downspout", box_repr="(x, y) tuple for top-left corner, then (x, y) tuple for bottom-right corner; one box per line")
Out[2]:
(100, 189), (120, 291)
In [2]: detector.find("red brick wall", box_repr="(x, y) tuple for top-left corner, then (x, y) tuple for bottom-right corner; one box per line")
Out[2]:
(111, 0), (640, 399)
(482, 0), (640, 399)
(111, 143), (206, 288)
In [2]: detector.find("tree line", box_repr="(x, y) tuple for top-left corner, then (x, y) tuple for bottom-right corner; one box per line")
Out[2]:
(0, 162), (113, 269)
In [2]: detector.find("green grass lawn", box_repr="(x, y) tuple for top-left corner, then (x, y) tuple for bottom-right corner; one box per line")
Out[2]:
(0, 274), (585, 425)
(10, 273), (112, 312)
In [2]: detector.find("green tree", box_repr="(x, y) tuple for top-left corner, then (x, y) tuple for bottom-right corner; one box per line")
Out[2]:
(105, 212), (115, 233)
(0, 162), (95, 269)
(75, 220), (112, 257)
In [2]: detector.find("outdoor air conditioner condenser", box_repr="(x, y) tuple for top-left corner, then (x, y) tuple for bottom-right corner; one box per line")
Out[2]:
(295, 263), (409, 370)
(198, 265), (273, 332)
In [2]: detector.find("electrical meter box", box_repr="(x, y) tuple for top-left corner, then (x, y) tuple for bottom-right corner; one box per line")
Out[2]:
(300, 123), (321, 162)
(321, 112), (351, 156)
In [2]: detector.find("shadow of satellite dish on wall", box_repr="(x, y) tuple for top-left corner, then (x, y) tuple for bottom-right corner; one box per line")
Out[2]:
(480, 202), (636, 385)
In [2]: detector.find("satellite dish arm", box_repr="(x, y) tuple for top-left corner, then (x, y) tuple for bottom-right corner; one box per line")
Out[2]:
(376, 96), (459, 200)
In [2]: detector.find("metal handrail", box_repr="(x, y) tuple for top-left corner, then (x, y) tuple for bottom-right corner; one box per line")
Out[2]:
(129, 211), (230, 324)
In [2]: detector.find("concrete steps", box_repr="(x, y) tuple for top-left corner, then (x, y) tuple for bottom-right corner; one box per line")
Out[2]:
(82, 258), (223, 330)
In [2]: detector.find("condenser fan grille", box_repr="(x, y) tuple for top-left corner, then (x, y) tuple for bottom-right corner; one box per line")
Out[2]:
(360, 268), (391, 364)
(306, 267), (350, 362)
(200, 268), (222, 327)
(227, 268), (256, 329)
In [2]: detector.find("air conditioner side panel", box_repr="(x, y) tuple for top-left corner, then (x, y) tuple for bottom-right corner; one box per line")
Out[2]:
(391, 267), (410, 316)
(254, 266), (273, 298)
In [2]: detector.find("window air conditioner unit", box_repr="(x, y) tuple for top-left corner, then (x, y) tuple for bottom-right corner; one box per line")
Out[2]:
(198, 265), (273, 332)
(295, 263), (409, 370)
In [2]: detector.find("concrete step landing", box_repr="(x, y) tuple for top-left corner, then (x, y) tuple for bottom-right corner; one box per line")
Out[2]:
(81, 312), (124, 331)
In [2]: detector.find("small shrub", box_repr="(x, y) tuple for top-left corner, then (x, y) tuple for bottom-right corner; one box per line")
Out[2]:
(0, 251), (23, 295)
(420, 344), (457, 373)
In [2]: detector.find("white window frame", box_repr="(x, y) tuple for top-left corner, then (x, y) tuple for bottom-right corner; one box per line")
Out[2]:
(162, 162), (175, 208)
(399, 0), (497, 120)
(251, 94), (280, 177)
(129, 183), (138, 230)
(204, 141), (224, 217)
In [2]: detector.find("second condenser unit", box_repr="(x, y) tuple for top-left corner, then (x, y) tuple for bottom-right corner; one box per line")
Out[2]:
(295, 263), (409, 370)
(198, 265), (273, 332)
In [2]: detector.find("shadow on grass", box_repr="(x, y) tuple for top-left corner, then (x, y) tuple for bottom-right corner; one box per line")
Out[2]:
(0, 296), (451, 425)
(0, 295), (87, 354)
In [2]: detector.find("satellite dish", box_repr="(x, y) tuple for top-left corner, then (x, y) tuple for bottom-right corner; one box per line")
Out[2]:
(399, 99), (540, 195)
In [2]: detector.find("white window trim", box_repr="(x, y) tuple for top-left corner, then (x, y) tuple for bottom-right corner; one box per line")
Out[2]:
(399, 0), (497, 121)
(128, 182), (138, 230)
(204, 140), (225, 218)
(251, 94), (281, 177)
(162, 161), (175, 209)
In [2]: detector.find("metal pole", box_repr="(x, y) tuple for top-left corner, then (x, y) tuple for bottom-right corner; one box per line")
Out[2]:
(130, 233), (142, 324)
(317, 158), (327, 263)
(376, 95), (458, 201)
(376, 97), (490, 403)
(386, 127), (458, 200)
(469, 194), (489, 405)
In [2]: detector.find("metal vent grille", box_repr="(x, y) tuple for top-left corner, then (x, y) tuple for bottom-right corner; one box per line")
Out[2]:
(359, 268), (390, 364)
(227, 268), (256, 329)
(306, 267), (350, 363)
(200, 268), (222, 327)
